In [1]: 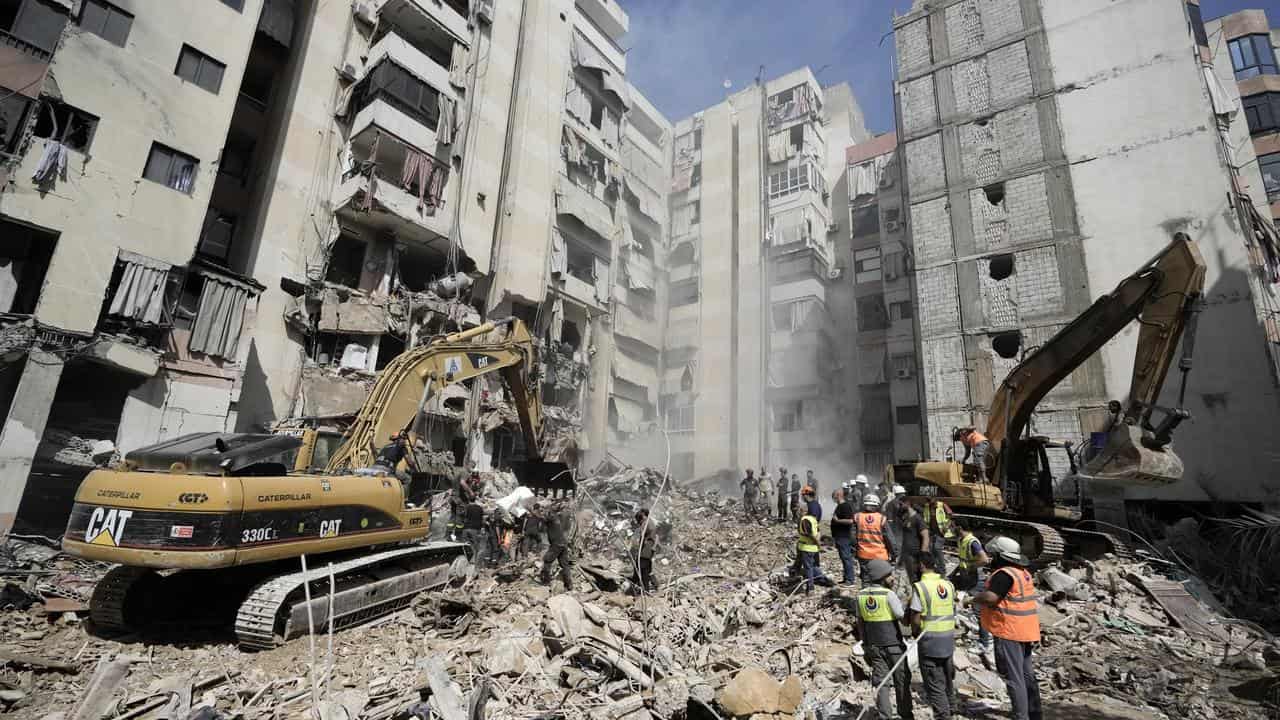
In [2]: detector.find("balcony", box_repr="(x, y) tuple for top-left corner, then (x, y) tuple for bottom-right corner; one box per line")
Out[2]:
(349, 59), (447, 153)
(365, 32), (457, 110)
(575, 0), (628, 48)
(614, 300), (661, 350)
(380, 0), (470, 49)
(334, 130), (454, 248)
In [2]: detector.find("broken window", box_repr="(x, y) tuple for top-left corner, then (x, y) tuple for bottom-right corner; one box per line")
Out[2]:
(0, 218), (56, 315)
(218, 130), (255, 182)
(78, 0), (131, 47)
(0, 88), (31, 154)
(198, 208), (237, 262)
(857, 295), (888, 332)
(1261, 153), (1280, 199)
(1243, 93), (1280, 136)
(32, 99), (98, 152)
(669, 278), (699, 307)
(143, 142), (199, 193)
(854, 247), (881, 284)
(773, 400), (803, 432)
(889, 300), (913, 321)
(325, 233), (367, 288)
(1230, 34), (1277, 80)
(564, 238), (601, 286)
(896, 405), (921, 425)
(176, 44), (227, 94)
(0, 0), (66, 53)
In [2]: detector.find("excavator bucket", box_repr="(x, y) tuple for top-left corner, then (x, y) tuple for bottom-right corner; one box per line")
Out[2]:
(509, 460), (575, 497)
(1077, 425), (1183, 486)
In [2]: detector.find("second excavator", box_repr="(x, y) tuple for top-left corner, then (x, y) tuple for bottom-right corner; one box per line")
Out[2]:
(887, 233), (1207, 564)
(61, 317), (569, 649)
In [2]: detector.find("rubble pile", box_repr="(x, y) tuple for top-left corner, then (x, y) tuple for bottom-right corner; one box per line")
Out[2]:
(1, 475), (1277, 720)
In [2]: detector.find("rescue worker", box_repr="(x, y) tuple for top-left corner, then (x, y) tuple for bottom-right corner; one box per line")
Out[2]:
(461, 498), (487, 563)
(775, 467), (790, 522)
(449, 471), (484, 540)
(539, 501), (576, 591)
(927, 497), (955, 573)
(630, 508), (659, 592)
(789, 472), (804, 522)
(796, 502), (833, 593)
(949, 518), (992, 661)
(850, 474), (870, 507)
(974, 536), (1042, 720)
(854, 494), (897, 584)
(372, 432), (413, 486)
(758, 467), (773, 518)
(953, 427), (991, 474)
(805, 469), (819, 497)
(830, 487), (856, 585)
(802, 485), (822, 521)
(881, 483), (908, 555)
(910, 552), (957, 720)
(740, 468), (759, 518)
(855, 559), (913, 720)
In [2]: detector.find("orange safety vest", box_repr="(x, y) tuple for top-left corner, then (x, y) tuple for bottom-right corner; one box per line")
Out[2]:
(854, 512), (889, 560)
(963, 430), (988, 448)
(980, 566), (1041, 642)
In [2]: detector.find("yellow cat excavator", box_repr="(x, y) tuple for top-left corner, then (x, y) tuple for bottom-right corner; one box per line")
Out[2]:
(887, 233), (1207, 564)
(61, 318), (569, 649)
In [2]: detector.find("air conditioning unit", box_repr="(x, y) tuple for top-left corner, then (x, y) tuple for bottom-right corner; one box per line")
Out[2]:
(895, 367), (914, 380)
(826, 222), (840, 234)
(885, 220), (901, 233)
(828, 268), (844, 280)
(337, 63), (358, 82)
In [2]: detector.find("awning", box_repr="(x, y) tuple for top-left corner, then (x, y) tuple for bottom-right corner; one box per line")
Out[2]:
(570, 33), (630, 109)
(259, 0), (295, 48)
(189, 273), (252, 360)
(1203, 65), (1237, 119)
(624, 254), (654, 291)
(611, 350), (656, 397)
(610, 396), (646, 433)
(555, 176), (614, 241)
(107, 251), (172, 324)
(661, 365), (693, 395)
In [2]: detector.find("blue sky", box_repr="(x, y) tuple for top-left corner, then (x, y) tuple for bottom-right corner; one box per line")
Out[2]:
(622, 0), (1280, 135)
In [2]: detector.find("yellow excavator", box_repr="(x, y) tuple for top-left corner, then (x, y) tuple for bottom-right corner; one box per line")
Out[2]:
(61, 318), (569, 649)
(887, 233), (1206, 564)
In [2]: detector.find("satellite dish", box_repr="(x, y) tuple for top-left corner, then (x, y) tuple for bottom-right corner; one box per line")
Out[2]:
(722, 78), (732, 90)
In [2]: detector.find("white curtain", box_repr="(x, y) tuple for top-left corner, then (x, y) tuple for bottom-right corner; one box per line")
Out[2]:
(108, 251), (171, 324)
(189, 272), (252, 360)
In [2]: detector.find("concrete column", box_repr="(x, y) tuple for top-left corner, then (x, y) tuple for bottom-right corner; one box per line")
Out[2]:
(0, 350), (65, 535)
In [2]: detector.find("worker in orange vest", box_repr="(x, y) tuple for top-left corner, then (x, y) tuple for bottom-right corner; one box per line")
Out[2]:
(973, 536), (1042, 720)
(953, 427), (991, 474)
(853, 494), (896, 585)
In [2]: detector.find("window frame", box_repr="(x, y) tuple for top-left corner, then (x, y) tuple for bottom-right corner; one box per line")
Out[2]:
(78, 0), (133, 47)
(142, 142), (200, 194)
(1261, 152), (1280, 199)
(175, 44), (227, 94)
(1229, 34), (1278, 80)
(32, 98), (99, 152)
(889, 300), (913, 321)
(896, 405), (922, 426)
(853, 246), (882, 284)
(1243, 93), (1280, 136)
(664, 404), (695, 433)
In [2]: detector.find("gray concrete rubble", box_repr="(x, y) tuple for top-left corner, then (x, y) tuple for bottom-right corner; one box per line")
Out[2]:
(0, 468), (1277, 720)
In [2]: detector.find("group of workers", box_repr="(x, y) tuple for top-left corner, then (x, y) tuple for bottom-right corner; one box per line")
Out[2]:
(785, 474), (1041, 720)
(739, 466), (870, 523)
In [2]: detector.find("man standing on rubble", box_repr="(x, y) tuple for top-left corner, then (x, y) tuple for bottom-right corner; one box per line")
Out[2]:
(806, 469), (819, 498)
(950, 517), (992, 662)
(796, 503), (833, 593)
(802, 485), (822, 521)
(776, 467), (790, 523)
(539, 501), (577, 592)
(854, 494), (896, 584)
(830, 487), (856, 585)
(740, 468), (759, 519)
(927, 497), (955, 573)
(461, 498), (487, 565)
(897, 498), (930, 584)
(855, 559), (913, 720)
(910, 552), (958, 720)
(789, 472), (804, 522)
(974, 536), (1043, 720)
(630, 508), (659, 592)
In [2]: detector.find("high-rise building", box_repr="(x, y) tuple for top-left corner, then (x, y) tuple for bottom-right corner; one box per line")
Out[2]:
(892, 0), (1280, 519)
(1211, 9), (1280, 224)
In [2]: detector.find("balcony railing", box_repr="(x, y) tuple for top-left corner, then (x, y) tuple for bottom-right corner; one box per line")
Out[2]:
(0, 29), (52, 62)
(349, 59), (441, 132)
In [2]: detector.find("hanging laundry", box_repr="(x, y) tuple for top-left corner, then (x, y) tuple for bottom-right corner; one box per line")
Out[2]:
(31, 140), (67, 184)
(437, 95), (456, 145)
(424, 162), (448, 215)
(549, 297), (564, 343)
(449, 42), (469, 89)
(550, 230), (568, 277)
(562, 127), (583, 166)
(767, 132), (788, 164)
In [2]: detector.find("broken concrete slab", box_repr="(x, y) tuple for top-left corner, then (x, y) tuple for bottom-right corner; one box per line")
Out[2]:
(717, 667), (799, 717)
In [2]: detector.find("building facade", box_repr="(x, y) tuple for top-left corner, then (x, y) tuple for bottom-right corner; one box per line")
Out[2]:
(892, 0), (1280, 518)
(1212, 9), (1280, 224)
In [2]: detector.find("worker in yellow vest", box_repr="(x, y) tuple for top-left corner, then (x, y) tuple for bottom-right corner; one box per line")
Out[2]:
(926, 497), (955, 573)
(796, 508), (833, 594)
(910, 552), (957, 719)
(950, 517), (993, 662)
(855, 559), (912, 720)
(974, 536), (1043, 720)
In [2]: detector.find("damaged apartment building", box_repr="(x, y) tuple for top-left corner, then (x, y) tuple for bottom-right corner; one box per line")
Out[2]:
(891, 0), (1280, 522)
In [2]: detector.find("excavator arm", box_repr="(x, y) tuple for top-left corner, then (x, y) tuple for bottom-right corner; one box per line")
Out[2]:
(986, 233), (1206, 486)
(325, 318), (546, 473)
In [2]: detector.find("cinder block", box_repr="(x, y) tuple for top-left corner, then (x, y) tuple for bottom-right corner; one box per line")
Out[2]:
(897, 18), (932, 74)
(911, 197), (954, 265)
(906, 133), (946, 196)
(951, 58), (990, 117)
(988, 41), (1034, 105)
(1014, 245), (1063, 317)
(917, 264), (961, 335)
(902, 76), (939, 134)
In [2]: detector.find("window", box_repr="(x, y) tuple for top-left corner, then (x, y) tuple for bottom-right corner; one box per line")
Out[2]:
(851, 205), (879, 238)
(1243, 94), (1280, 136)
(219, 0), (245, 11)
(854, 247), (881, 284)
(665, 405), (695, 433)
(892, 353), (916, 379)
(1229, 34), (1278, 80)
(690, 163), (702, 187)
(142, 143), (199, 193)
(0, 89), (31, 153)
(672, 200), (700, 235)
(1261, 153), (1280, 199)
(857, 295), (888, 332)
(218, 131), (255, 181)
(896, 405), (921, 425)
(768, 161), (825, 201)
(176, 45), (227, 94)
(325, 234), (366, 287)
(1186, 3), (1208, 47)
(349, 59), (441, 130)
(670, 278), (699, 307)
(773, 400), (803, 432)
(32, 99), (98, 152)
(198, 208), (236, 262)
(3, 0), (66, 52)
(889, 300), (913, 321)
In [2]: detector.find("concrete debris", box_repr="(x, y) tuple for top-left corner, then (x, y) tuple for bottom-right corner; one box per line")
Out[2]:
(34, 429), (116, 468)
(1, 475), (1278, 720)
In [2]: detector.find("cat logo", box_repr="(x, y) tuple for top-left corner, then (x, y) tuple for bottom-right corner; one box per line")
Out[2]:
(84, 507), (133, 546)
(444, 356), (464, 376)
(319, 519), (343, 538)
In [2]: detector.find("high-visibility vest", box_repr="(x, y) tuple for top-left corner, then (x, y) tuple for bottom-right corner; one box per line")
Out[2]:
(958, 532), (978, 570)
(796, 515), (820, 553)
(933, 503), (954, 539)
(913, 572), (956, 638)
(854, 512), (889, 560)
(857, 586), (901, 647)
(980, 566), (1042, 642)
(964, 430), (988, 447)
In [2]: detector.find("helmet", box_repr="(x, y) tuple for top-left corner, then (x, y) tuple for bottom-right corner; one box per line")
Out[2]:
(866, 559), (894, 582)
(892, 484), (907, 496)
(854, 474), (870, 485)
(986, 536), (1029, 566)
(862, 493), (881, 508)
(802, 485), (815, 496)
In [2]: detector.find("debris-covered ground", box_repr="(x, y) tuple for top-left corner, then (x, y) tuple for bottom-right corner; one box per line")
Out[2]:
(2, 466), (1278, 720)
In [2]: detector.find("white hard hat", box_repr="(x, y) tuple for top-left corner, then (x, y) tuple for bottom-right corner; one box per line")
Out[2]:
(862, 493), (881, 507)
(986, 536), (1029, 566)
(892, 484), (907, 496)
(855, 474), (869, 485)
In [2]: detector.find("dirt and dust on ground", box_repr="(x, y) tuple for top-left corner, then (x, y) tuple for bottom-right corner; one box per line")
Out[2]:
(1, 464), (1278, 720)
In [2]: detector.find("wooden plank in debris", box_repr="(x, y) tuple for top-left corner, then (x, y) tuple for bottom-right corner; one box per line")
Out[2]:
(1128, 575), (1228, 641)
(0, 648), (79, 673)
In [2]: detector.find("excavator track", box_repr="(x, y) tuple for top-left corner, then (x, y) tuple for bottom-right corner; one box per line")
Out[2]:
(954, 514), (1065, 567)
(235, 542), (467, 651)
(1056, 528), (1135, 560)
(89, 565), (157, 633)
